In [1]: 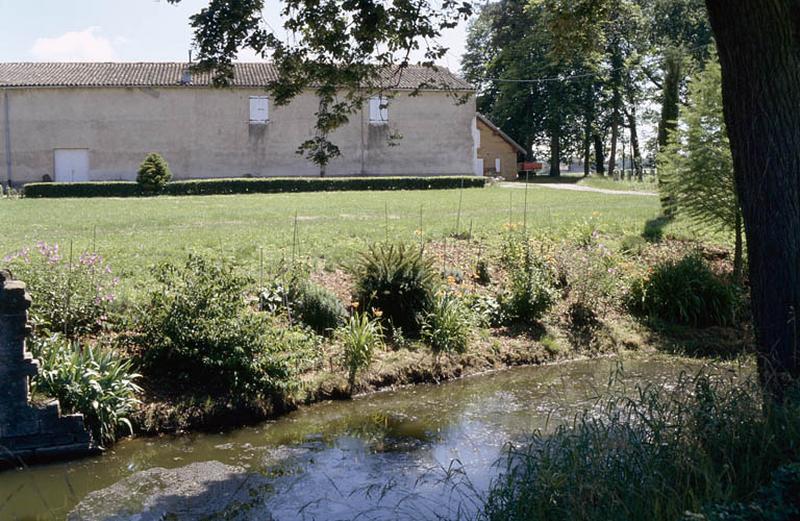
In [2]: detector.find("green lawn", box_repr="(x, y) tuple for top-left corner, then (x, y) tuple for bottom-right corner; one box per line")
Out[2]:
(0, 185), (702, 294)
(523, 172), (659, 193)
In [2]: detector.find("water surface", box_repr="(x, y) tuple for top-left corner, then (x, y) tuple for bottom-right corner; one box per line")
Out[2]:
(1, 355), (734, 520)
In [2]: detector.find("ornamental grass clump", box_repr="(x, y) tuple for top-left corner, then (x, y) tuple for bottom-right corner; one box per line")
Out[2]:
(352, 242), (437, 335)
(483, 371), (800, 521)
(337, 312), (383, 394)
(628, 253), (740, 327)
(3, 242), (119, 338)
(30, 335), (141, 447)
(421, 292), (474, 354)
(500, 247), (558, 325)
(136, 152), (172, 192)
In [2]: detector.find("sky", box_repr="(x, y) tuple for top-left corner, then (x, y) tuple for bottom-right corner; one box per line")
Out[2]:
(0, 0), (469, 72)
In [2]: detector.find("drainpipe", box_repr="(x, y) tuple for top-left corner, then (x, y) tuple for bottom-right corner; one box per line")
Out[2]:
(2, 90), (11, 190)
(360, 98), (366, 176)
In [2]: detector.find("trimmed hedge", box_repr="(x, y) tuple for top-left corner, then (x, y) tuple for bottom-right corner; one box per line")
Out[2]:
(23, 176), (486, 198)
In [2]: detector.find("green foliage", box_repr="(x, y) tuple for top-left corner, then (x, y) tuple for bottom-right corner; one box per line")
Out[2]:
(620, 234), (647, 255)
(696, 463), (800, 520)
(500, 247), (558, 324)
(628, 254), (739, 327)
(474, 259), (491, 285)
(291, 282), (347, 335)
(136, 153), (172, 192)
(337, 312), (383, 392)
(135, 254), (301, 397)
(23, 176), (486, 198)
(463, 293), (506, 328)
(659, 55), (741, 237)
(4, 243), (119, 338)
(30, 336), (141, 447)
(352, 242), (437, 336)
(563, 243), (621, 320)
(484, 373), (800, 521)
(421, 292), (474, 354)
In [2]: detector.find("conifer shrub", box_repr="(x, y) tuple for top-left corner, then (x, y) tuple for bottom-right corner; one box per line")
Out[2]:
(136, 153), (172, 192)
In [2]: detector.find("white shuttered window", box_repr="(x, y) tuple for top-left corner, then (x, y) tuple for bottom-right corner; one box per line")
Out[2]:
(369, 96), (388, 123)
(249, 96), (269, 123)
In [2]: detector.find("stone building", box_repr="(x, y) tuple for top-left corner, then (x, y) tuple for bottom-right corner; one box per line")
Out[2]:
(475, 113), (526, 180)
(0, 63), (478, 186)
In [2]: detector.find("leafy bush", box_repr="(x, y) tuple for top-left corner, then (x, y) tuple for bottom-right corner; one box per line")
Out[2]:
(291, 282), (347, 335)
(421, 292), (474, 354)
(562, 243), (622, 324)
(337, 312), (383, 393)
(136, 153), (172, 192)
(135, 254), (299, 397)
(628, 254), (739, 327)
(463, 293), (506, 327)
(484, 373), (800, 521)
(4, 243), (119, 338)
(352, 242), (437, 335)
(30, 335), (140, 447)
(23, 176), (486, 198)
(500, 249), (558, 324)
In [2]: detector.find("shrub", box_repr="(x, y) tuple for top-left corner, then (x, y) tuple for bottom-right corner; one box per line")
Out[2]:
(463, 293), (506, 327)
(3, 243), (119, 338)
(30, 335), (141, 447)
(562, 243), (622, 323)
(135, 254), (299, 397)
(136, 153), (172, 192)
(337, 312), (383, 393)
(421, 292), (474, 354)
(291, 282), (347, 335)
(484, 373), (800, 521)
(352, 242), (437, 335)
(628, 254), (739, 327)
(500, 248), (558, 324)
(474, 259), (492, 285)
(620, 234), (647, 255)
(23, 176), (486, 198)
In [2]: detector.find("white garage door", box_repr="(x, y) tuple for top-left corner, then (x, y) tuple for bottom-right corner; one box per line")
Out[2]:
(54, 149), (90, 182)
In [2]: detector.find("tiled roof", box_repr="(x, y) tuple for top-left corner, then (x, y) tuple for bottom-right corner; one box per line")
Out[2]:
(0, 62), (472, 90)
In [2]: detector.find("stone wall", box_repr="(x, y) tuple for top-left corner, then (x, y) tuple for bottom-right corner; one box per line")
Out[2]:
(0, 271), (94, 468)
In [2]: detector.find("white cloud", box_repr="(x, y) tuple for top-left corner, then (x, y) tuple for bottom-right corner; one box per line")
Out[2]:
(30, 27), (117, 62)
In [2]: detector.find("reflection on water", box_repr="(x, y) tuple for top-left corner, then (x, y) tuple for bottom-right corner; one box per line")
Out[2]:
(0, 354), (744, 520)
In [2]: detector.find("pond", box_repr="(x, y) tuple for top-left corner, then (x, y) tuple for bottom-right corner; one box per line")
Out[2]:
(1, 354), (731, 520)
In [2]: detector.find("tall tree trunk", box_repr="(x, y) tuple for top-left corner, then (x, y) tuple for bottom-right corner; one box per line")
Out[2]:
(628, 108), (643, 181)
(583, 122), (591, 177)
(657, 48), (682, 150)
(594, 133), (605, 175)
(608, 116), (619, 180)
(549, 131), (561, 177)
(706, 0), (800, 396)
(733, 209), (744, 283)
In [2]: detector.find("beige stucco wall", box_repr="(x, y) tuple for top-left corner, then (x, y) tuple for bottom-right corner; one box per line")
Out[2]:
(476, 119), (520, 180)
(0, 87), (476, 185)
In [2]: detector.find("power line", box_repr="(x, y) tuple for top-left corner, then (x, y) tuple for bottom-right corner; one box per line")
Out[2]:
(471, 42), (713, 84)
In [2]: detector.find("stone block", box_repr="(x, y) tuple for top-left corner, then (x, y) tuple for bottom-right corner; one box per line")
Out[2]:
(0, 274), (94, 465)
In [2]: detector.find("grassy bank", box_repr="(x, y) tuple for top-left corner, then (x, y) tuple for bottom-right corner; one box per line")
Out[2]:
(0, 185), (702, 297)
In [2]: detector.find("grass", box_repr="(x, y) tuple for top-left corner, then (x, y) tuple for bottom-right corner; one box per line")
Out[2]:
(0, 185), (687, 296)
(522, 172), (659, 193)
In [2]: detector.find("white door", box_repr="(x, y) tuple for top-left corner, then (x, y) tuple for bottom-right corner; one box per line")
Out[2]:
(54, 149), (90, 182)
(495, 158), (501, 174)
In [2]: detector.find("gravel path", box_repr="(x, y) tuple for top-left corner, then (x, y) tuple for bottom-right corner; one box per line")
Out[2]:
(498, 182), (657, 197)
